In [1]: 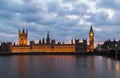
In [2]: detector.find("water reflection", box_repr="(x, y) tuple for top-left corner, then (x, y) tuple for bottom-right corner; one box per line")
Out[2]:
(0, 56), (120, 78)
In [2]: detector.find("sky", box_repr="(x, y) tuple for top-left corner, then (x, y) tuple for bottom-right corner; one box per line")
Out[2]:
(0, 0), (120, 44)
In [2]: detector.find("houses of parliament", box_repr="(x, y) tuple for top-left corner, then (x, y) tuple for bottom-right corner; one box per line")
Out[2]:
(0, 26), (94, 53)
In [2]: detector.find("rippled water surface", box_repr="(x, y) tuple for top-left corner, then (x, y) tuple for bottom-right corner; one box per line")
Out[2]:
(0, 55), (120, 78)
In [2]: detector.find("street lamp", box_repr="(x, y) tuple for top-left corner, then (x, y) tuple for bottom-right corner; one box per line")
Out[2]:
(107, 46), (109, 54)
(115, 44), (118, 47)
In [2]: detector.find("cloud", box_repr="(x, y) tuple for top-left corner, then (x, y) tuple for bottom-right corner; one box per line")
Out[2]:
(0, 0), (119, 44)
(96, 0), (120, 10)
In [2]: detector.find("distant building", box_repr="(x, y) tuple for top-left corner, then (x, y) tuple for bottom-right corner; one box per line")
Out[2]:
(96, 39), (120, 52)
(0, 26), (95, 53)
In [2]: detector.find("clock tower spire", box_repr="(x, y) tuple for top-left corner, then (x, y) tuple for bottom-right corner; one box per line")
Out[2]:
(89, 25), (94, 52)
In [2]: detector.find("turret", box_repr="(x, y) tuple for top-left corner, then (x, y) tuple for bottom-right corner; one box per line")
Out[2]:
(42, 38), (45, 44)
(71, 39), (73, 44)
(46, 32), (50, 44)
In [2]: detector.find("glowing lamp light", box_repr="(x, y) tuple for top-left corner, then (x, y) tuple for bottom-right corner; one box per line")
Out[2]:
(115, 44), (118, 47)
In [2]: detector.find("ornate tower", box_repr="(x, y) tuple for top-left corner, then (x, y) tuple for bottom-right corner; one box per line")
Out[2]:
(46, 32), (50, 44)
(89, 25), (94, 52)
(19, 29), (28, 45)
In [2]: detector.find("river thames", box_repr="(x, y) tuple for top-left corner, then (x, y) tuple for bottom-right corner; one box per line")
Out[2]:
(0, 55), (120, 78)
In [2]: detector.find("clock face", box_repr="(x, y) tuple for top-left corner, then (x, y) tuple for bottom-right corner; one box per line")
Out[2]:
(90, 33), (93, 36)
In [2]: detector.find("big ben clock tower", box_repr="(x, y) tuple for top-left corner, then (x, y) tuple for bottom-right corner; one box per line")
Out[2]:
(19, 29), (28, 45)
(89, 25), (94, 52)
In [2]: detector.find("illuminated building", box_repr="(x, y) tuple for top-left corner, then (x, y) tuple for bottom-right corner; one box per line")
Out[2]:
(89, 25), (94, 52)
(19, 29), (28, 45)
(0, 26), (94, 53)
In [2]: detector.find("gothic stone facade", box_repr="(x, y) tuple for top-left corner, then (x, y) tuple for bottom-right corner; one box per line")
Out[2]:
(0, 26), (94, 53)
